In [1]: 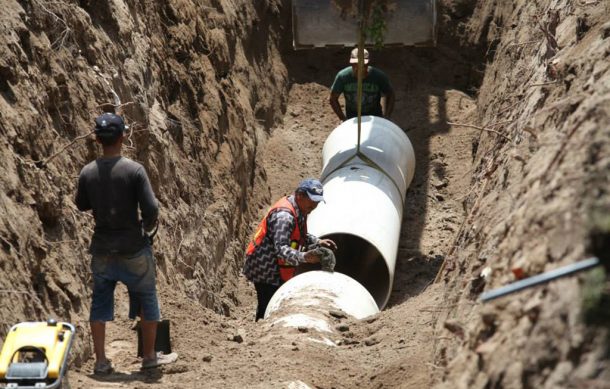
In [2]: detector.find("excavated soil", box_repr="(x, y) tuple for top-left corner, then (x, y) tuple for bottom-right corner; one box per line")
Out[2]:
(66, 39), (480, 389)
(1, 0), (609, 388)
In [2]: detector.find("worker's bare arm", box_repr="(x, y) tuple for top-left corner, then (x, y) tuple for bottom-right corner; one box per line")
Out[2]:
(384, 89), (395, 119)
(329, 92), (346, 121)
(304, 250), (321, 264)
(318, 238), (337, 251)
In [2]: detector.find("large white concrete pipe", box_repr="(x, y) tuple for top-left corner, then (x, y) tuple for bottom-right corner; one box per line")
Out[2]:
(264, 271), (379, 344)
(265, 116), (415, 325)
(308, 116), (416, 309)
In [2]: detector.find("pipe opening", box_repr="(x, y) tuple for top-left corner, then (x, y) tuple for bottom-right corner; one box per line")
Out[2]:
(300, 233), (390, 308)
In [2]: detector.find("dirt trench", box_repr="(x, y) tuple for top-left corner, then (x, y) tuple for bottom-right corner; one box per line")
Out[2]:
(63, 21), (483, 389)
(1, 0), (610, 388)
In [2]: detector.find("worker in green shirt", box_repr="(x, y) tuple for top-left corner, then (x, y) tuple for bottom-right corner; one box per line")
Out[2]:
(329, 48), (395, 121)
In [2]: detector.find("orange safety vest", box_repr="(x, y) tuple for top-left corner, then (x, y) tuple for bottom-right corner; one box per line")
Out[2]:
(246, 197), (306, 282)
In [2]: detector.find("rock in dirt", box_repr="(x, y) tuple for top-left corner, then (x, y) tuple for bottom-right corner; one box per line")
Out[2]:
(329, 309), (347, 319)
(336, 324), (350, 332)
(229, 328), (246, 343)
(364, 337), (381, 346)
(444, 320), (466, 339)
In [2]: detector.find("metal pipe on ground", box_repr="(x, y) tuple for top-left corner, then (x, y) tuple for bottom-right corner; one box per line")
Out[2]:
(479, 257), (602, 302)
(265, 116), (416, 328)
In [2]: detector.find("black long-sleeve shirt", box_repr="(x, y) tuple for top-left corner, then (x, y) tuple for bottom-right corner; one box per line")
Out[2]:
(75, 156), (158, 255)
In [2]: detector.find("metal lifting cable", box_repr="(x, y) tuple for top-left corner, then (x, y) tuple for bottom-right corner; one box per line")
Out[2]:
(356, 0), (366, 153)
(320, 149), (405, 214)
(320, 1), (404, 204)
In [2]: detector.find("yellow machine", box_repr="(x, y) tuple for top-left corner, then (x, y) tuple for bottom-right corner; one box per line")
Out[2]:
(0, 320), (75, 389)
(291, 0), (437, 49)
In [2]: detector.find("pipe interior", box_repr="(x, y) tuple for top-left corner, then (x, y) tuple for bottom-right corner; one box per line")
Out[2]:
(298, 233), (390, 308)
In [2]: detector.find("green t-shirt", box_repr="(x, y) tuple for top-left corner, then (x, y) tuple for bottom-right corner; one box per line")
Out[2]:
(331, 66), (392, 119)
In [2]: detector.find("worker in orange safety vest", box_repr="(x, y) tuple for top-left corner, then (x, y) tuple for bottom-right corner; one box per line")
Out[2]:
(243, 178), (337, 321)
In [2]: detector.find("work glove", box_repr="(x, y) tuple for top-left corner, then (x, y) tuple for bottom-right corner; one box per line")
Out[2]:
(144, 221), (159, 246)
(308, 247), (336, 272)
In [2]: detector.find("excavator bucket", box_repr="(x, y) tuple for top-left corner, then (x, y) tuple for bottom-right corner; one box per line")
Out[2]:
(292, 0), (437, 49)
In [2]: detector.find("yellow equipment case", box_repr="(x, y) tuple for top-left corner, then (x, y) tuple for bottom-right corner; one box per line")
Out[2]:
(0, 320), (75, 389)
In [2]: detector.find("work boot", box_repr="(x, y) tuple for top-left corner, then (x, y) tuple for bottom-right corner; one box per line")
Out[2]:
(93, 359), (113, 375)
(141, 352), (178, 369)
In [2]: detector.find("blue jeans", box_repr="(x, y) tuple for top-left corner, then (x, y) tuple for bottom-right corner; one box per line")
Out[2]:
(90, 246), (160, 322)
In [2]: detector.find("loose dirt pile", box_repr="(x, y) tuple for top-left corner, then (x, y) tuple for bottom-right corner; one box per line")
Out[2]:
(0, 0), (608, 388)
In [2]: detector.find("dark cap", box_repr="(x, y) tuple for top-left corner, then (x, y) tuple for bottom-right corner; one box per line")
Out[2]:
(297, 178), (325, 203)
(94, 113), (125, 137)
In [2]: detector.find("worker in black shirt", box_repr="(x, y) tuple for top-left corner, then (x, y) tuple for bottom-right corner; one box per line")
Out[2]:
(75, 113), (177, 374)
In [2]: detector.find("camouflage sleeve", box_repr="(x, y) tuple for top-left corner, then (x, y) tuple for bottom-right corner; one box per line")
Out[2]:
(306, 233), (320, 249)
(268, 210), (306, 266)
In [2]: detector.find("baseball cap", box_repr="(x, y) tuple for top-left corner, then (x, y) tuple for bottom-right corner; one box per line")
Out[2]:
(297, 178), (325, 203)
(349, 48), (369, 64)
(94, 112), (125, 137)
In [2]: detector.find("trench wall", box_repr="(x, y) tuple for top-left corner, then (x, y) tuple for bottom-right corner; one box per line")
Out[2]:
(434, 1), (610, 387)
(0, 0), (288, 362)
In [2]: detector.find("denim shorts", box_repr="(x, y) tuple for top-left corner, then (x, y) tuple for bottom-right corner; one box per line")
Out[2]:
(90, 246), (160, 322)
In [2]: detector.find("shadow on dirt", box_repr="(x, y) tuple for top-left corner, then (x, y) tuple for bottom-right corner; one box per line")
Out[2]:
(88, 368), (163, 386)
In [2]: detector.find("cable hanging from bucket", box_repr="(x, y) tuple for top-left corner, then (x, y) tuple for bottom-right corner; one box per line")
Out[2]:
(356, 0), (366, 154)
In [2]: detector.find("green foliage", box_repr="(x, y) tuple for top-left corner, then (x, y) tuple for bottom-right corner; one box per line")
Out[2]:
(363, 4), (387, 49)
(583, 205), (610, 326)
(582, 267), (610, 325)
(588, 211), (610, 265)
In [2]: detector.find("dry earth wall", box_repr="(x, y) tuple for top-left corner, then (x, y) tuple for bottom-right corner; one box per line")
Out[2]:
(435, 1), (610, 388)
(0, 0), (287, 362)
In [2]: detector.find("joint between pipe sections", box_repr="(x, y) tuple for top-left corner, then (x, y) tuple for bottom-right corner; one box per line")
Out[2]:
(320, 152), (405, 215)
(266, 117), (414, 330)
